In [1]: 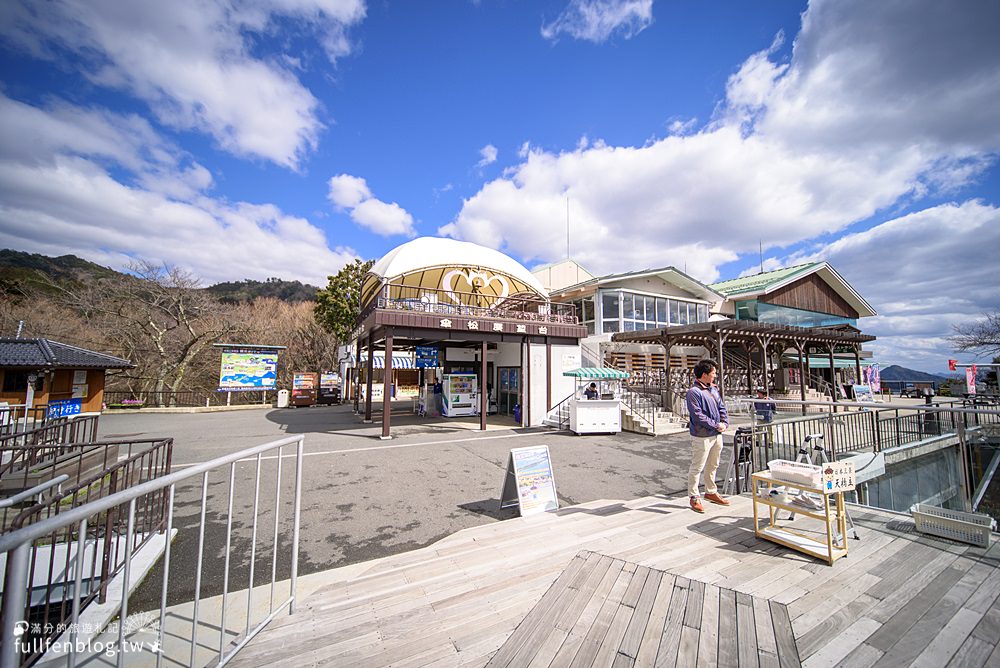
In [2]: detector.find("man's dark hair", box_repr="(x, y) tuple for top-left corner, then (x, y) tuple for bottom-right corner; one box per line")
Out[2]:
(693, 359), (718, 380)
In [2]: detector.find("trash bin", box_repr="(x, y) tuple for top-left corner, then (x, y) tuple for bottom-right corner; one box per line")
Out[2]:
(277, 389), (290, 408)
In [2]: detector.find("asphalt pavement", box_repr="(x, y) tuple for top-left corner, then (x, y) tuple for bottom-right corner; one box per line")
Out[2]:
(100, 403), (729, 611)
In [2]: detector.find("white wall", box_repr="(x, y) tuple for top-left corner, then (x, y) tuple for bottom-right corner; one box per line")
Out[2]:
(524, 343), (580, 426)
(532, 260), (594, 292)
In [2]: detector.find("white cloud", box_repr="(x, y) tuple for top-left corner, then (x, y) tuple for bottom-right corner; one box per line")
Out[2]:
(0, 94), (357, 285)
(782, 200), (1000, 371)
(327, 173), (416, 237)
(0, 0), (367, 169)
(541, 0), (653, 43)
(445, 0), (1000, 288)
(328, 174), (372, 209)
(477, 144), (498, 168)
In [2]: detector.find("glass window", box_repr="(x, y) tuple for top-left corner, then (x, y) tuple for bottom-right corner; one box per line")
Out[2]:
(624, 320), (636, 331)
(602, 291), (620, 325)
(656, 298), (668, 324)
(735, 300), (758, 321)
(582, 298), (594, 322)
(624, 293), (639, 320)
(586, 322), (595, 335)
(603, 320), (620, 334)
(643, 296), (655, 322)
(697, 304), (709, 323)
(670, 300), (681, 325)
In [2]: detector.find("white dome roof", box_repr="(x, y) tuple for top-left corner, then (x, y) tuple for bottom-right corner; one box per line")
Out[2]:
(367, 237), (547, 297)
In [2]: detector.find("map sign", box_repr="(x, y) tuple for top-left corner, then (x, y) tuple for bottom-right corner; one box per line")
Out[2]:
(415, 346), (439, 368)
(499, 445), (559, 516)
(218, 347), (278, 391)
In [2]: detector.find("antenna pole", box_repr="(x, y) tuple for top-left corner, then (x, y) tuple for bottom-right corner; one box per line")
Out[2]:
(566, 197), (570, 259)
(759, 241), (764, 274)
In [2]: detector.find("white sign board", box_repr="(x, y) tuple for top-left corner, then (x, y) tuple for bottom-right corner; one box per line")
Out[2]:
(822, 461), (856, 494)
(499, 445), (559, 516)
(73, 370), (88, 385)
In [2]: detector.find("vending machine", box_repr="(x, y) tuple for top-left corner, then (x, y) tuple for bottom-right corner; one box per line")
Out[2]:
(442, 373), (478, 417)
(291, 372), (318, 407)
(318, 371), (341, 405)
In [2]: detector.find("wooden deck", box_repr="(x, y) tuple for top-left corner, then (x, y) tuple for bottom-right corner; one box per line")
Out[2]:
(230, 495), (999, 667)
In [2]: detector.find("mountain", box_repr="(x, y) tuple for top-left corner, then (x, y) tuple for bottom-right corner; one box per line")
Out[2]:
(879, 365), (948, 383)
(0, 249), (120, 288)
(206, 277), (320, 303)
(0, 249), (318, 303)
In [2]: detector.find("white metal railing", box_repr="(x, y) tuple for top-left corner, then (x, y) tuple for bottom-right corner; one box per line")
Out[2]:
(0, 434), (305, 668)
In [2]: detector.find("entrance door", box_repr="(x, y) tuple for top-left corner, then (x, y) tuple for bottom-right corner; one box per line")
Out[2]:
(497, 367), (520, 416)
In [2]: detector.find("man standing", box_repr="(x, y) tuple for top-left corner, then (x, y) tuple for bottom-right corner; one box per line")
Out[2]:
(686, 359), (730, 513)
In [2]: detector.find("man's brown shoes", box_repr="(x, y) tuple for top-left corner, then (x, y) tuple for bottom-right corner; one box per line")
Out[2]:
(704, 492), (730, 506)
(690, 496), (705, 513)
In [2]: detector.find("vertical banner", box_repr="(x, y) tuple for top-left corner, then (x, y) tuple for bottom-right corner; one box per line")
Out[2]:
(866, 363), (881, 394)
(966, 366), (977, 395)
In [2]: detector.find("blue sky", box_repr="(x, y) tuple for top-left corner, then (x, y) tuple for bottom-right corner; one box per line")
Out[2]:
(0, 0), (998, 373)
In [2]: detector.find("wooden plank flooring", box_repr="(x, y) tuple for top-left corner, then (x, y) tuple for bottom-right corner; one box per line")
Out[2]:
(486, 554), (799, 667)
(229, 495), (998, 668)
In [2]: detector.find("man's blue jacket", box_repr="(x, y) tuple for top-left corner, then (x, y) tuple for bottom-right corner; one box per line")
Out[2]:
(686, 381), (728, 437)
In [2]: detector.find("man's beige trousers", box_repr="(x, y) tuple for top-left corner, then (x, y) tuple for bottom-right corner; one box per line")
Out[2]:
(688, 433), (723, 498)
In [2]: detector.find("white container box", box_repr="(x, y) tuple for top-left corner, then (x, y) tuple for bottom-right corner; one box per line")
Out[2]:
(910, 504), (996, 548)
(767, 459), (823, 488)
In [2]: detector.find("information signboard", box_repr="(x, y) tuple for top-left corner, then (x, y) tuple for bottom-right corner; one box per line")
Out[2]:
(499, 445), (559, 516)
(48, 398), (82, 419)
(415, 346), (439, 368)
(218, 347), (279, 391)
(853, 384), (875, 404)
(822, 461), (856, 493)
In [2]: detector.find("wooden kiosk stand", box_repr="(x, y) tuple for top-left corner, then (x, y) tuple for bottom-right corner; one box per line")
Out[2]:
(751, 461), (855, 566)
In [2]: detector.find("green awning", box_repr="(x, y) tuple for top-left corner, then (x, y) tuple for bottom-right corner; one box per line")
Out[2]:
(563, 367), (630, 379)
(782, 356), (875, 369)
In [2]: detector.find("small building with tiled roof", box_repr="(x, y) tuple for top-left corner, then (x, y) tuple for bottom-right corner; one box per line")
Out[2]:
(0, 338), (132, 415)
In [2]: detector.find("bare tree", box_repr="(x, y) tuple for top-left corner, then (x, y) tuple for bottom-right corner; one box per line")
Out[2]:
(951, 310), (1000, 357)
(241, 298), (339, 387)
(48, 261), (244, 399)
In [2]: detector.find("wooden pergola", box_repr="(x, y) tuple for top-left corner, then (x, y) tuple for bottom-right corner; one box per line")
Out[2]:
(612, 320), (876, 408)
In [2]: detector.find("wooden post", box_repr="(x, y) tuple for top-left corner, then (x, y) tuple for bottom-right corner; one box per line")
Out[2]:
(381, 332), (392, 438)
(828, 345), (837, 408)
(480, 340), (487, 431)
(854, 346), (862, 387)
(364, 333), (374, 422)
(716, 329), (726, 399)
(796, 342), (806, 415)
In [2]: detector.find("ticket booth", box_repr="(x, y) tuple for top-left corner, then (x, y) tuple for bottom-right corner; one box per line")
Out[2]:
(563, 367), (628, 434)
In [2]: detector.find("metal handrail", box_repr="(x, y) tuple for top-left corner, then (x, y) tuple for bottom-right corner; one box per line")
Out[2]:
(0, 475), (69, 509)
(733, 398), (1000, 507)
(620, 386), (656, 434)
(0, 434), (305, 668)
(972, 448), (1000, 512)
(544, 392), (576, 430)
